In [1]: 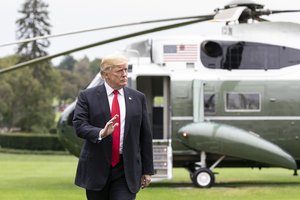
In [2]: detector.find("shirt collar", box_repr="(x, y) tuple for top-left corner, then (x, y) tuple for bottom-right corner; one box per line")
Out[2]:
(104, 82), (124, 96)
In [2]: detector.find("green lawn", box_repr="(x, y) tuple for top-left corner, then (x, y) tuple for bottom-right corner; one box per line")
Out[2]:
(0, 153), (300, 200)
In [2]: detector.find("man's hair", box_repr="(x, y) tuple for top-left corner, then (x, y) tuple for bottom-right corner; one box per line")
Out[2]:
(100, 54), (128, 76)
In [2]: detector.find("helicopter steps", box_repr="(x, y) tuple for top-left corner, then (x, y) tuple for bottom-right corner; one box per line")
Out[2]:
(151, 139), (173, 181)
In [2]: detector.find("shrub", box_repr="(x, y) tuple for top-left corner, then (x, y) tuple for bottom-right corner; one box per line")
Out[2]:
(0, 133), (65, 151)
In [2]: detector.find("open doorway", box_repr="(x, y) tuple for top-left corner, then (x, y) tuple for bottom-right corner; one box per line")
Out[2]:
(136, 76), (171, 139)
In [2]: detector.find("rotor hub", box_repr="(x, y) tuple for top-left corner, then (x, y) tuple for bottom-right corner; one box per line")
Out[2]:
(224, 0), (264, 10)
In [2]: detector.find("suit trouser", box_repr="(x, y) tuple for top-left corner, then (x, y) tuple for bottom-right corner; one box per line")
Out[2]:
(86, 156), (136, 200)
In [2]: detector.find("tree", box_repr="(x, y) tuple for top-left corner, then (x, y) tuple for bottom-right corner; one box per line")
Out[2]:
(58, 55), (76, 71)
(74, 56), (93, 88)
(0, 81), (13, 127)
(13, 0), (62, 133)
(16, 0), (51, 62)
(57, 56), (100, 104)
(58, 69), (82, 102)
(0, 55), (28, 130)
(90, 58), (101, 75)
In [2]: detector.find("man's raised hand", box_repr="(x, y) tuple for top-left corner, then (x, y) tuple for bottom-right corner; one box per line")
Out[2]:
(100, 115), (119, 138)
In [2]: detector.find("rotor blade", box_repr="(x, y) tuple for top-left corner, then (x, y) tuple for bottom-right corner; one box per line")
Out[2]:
(0, 16), (213, 74)
(0, 14), (214, 48)
(270, 10), (300, 14)
(257, 9), (300, 16)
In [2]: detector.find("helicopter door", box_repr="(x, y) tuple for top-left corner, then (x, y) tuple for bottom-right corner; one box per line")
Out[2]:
(136, 76), (171, 139)
(136, 75), (172, 181)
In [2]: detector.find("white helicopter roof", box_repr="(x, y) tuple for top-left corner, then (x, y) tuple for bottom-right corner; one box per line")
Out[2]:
(227, 22), (300, 48)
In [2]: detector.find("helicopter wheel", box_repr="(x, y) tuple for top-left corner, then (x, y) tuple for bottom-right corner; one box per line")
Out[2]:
(186, 163), (201, 181)
(192, 168), (215, 188)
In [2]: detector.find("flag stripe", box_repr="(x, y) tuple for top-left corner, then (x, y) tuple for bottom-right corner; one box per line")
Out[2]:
(163, 44), (198, 62)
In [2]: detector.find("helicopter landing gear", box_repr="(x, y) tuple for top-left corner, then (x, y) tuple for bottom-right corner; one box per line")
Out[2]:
(192, 168), (215, 188)
(188, 151), (225, 188)
(294, 169), (298, 176)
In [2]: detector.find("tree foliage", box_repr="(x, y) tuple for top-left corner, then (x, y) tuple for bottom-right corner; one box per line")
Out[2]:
(57, 55), (100, 102)
(0, 53), (102, 132)
(0, 56), (61, 133)
(16, 0), (51, 61)
(10, 0), (62, 133)
(90, 58), (101, 75)
(0, 0), (103, 133)
(0, 56), (17, 129)
(58, 55), (76, 71)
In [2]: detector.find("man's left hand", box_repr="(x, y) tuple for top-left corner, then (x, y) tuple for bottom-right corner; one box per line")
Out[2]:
(141, 174), (151, 189)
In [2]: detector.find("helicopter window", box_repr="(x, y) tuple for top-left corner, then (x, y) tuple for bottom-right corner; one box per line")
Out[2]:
(283, 47), (300, 66)
(201, 40), (300, 70)
(128, 64), (133, 72)
(222, 42), (244, 70)
(204, 93), (216, 113)
(225, 92), (260, 112)
(234, 45), (279, 69)
(127, 77), (132, 88)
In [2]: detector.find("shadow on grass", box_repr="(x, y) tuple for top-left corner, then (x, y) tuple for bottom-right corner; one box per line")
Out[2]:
(150, 182), (193, 188)
(150, 181), (300, 189)
(216, 181), (300, 188)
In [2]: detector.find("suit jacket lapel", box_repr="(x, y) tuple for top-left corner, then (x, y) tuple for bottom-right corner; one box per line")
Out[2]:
(124, 87), (134, 140)
(97, 84), (111, 123)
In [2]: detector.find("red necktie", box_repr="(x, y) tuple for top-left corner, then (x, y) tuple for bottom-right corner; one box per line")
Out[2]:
(111, 90), (121, 167)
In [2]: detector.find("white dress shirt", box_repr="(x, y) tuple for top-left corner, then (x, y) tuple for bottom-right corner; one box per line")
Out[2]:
(103, 82), (126, 154)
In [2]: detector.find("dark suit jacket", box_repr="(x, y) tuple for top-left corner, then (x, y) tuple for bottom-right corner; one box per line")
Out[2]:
(73, 84), (154, 193)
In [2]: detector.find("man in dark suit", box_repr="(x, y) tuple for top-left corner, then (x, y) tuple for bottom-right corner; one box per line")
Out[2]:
(73, 54), (154, 200)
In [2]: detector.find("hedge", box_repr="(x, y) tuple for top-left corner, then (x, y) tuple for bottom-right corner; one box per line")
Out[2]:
(0, 133), (66, 151)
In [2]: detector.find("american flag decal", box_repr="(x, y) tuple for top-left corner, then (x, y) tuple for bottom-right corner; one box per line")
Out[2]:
(163, 44), (198, 62)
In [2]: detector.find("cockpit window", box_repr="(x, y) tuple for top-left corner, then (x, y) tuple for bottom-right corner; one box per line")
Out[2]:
(201, 40), (300, 70)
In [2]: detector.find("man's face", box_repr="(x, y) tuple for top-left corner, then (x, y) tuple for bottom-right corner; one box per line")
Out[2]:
(105, 64), (128, 90)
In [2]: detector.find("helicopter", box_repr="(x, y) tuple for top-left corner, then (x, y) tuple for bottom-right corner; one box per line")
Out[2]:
(1, 0), (300, 188)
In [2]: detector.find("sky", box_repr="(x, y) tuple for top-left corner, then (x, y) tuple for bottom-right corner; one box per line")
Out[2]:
(1, 0), (300, 65)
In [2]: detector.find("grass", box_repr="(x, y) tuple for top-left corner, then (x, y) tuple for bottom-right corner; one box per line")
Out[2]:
(0, 153), (82, 200)
(0, 153), (300, 200)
